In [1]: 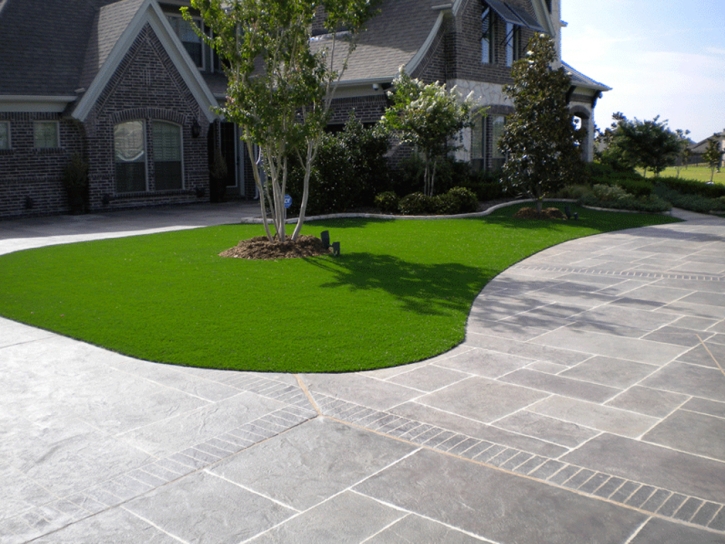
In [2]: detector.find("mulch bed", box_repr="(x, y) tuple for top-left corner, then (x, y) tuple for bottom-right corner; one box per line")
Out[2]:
(513, 206), (567, 220)
(220, 235), (331, 260)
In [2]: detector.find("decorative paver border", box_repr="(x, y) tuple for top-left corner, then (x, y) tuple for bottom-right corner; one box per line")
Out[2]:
(313, 394), (725, 533)
(514, 265), (724, 282)
(2, 399), (317, 543)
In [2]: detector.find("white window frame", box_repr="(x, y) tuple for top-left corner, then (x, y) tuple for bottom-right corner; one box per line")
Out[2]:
(33, 121), (60, 149)
(167, 14), (206, 71)
(152, 120), (185, 191)
(0, 121), (10, 150)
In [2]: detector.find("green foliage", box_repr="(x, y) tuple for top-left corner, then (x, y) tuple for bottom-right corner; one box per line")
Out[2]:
(398, 187), (479, 215)
(703, 137), (723, 182)
(288, 116), (390, 215)
(580, 184), (671, 213)
(655, 176), (725, 198)
(597, 113), (682, 177)
(187, 0), (381, 241)
(381, 68), (474, 196)
(62, 154), (89, 191)
(553, 184), (592, 200)
(374, 191), (399, 213)
(447, 187), (479, 213)
(499, 34), (585, 211)
(398, 192), (434, 215)
(654, 184), (725, 214)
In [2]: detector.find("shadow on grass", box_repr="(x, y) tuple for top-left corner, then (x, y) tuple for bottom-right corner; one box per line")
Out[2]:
(308, 252), (496, 317)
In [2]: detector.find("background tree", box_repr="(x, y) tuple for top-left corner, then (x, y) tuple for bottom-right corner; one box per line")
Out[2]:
(380, 68), (474, 196)
(498, 33), (585, 214)
(597, 113), (681, 177)
(186, 0), (380, 242)
(674, 128), (692, 178)
(703, 136), (723, 182)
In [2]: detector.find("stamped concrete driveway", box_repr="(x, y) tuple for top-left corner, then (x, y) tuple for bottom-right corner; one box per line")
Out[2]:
(1, 204), (725, 543)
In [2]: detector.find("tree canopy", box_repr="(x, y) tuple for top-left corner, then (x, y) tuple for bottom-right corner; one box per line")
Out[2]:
(498, 33), (585, 213)
(703, 136), (723, 182)
(380, 68), (474, 196)
(597, 113), (682, 177)
(186, 0), (381, 241)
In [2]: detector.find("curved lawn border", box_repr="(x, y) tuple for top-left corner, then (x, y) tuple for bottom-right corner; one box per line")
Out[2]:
(0, 204), (680, 373)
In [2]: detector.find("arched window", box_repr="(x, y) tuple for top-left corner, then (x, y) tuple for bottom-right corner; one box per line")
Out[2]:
(114, 120), (147, 193)
(153, 121), (183, 190)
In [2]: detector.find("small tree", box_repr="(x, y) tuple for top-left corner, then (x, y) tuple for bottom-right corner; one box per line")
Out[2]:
(498, 33), (585, 214)
(187, 0), (380, 242)
(381, 68), (474, 196)
(598, 113), (681, 177)
(674, 128), (692, 178)
(703, 137), (723, 182)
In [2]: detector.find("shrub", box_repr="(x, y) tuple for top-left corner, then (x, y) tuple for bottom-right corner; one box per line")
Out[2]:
(432, 193), (460, 215)
(447, 186), (479, 213)
(656, 176), (725, 199)
(654, 184), (725, 214)
(398, 192), (435, 215)
(288, 116), (390, 215)
(580, 184), (671, 213)
(553, 184), (592, 200)
(374, 191), (399, 214)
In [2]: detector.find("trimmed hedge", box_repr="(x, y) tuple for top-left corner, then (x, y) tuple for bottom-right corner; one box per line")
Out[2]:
(654, 185), (725, 214)
(580, 184), (671, 213)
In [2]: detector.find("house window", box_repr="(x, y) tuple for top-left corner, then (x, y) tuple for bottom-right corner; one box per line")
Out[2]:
(34, 121), (59, 149)
(481, 7), (494, 64)
(470, 113), (485, 171)
(167, 16), (204, 69)
(491, 115), (506, 170)
(153, 121), (183, 190)
(506, 24), (522, 67)
(114, 120), (147, 193)
(0, 121), (9, 150)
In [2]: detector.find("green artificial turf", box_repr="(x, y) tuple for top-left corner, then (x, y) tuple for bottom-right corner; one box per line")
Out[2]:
(0, 204), (678, 373)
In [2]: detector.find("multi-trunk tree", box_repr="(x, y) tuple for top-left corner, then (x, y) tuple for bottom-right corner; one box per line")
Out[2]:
(186, 0), (380, 242)
(498, 33), (585, 214)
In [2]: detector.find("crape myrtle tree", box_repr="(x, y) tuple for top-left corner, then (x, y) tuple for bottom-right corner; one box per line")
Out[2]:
(703, 136), (723, 182)
(498, 33), (585, 214)
(185, 0), (381, 242)
(597, 113), (682, 178)
(380, 68), (474, 197)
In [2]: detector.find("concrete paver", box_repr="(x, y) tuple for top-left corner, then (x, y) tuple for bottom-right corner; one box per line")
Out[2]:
(1, 204), (725, 542)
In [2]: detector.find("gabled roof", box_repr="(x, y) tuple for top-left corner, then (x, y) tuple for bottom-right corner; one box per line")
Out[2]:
(562, 61), (611, 93)
(72, 0), (218, 121)
(0, 0), (217, 120)
(310, 0), (443, 84)
(79, 0), (146, 90)
(0, 0), (116, 96)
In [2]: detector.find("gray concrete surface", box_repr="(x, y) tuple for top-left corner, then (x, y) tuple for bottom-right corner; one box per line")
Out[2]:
(1, 203), (725, 543)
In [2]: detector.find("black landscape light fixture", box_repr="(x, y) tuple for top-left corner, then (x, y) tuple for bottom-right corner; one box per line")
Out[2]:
(320, 230), (330, 249)
(332, 241), (340, 256)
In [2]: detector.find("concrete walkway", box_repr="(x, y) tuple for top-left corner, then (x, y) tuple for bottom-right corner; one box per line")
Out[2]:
(1, 204), (725, 543)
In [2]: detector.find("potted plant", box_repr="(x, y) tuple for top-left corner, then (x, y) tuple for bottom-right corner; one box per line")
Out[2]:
(210, 149), (228, 203)
(62, 154), (89, 214)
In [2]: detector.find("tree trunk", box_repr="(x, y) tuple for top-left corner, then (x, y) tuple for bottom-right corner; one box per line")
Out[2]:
(247, 142), (273, 241)
(536, 198), (543, 215)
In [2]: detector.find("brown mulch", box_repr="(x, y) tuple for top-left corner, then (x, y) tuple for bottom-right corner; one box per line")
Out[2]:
(219, 235), (332, 260)
(513, 206), (567, 220)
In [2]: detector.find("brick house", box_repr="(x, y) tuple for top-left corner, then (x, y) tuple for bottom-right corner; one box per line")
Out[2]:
(0, 0), (607, 218)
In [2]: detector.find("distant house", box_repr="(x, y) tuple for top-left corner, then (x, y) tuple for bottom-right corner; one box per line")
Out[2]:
(690, 131), (725, 167)
(0, 0), (608, 218)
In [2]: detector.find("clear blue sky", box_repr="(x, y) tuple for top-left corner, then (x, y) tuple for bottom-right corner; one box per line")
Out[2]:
(561, 0), (725, 143)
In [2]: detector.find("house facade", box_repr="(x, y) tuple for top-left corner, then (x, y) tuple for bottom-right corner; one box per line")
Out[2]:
(0, 0), (608, 218)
